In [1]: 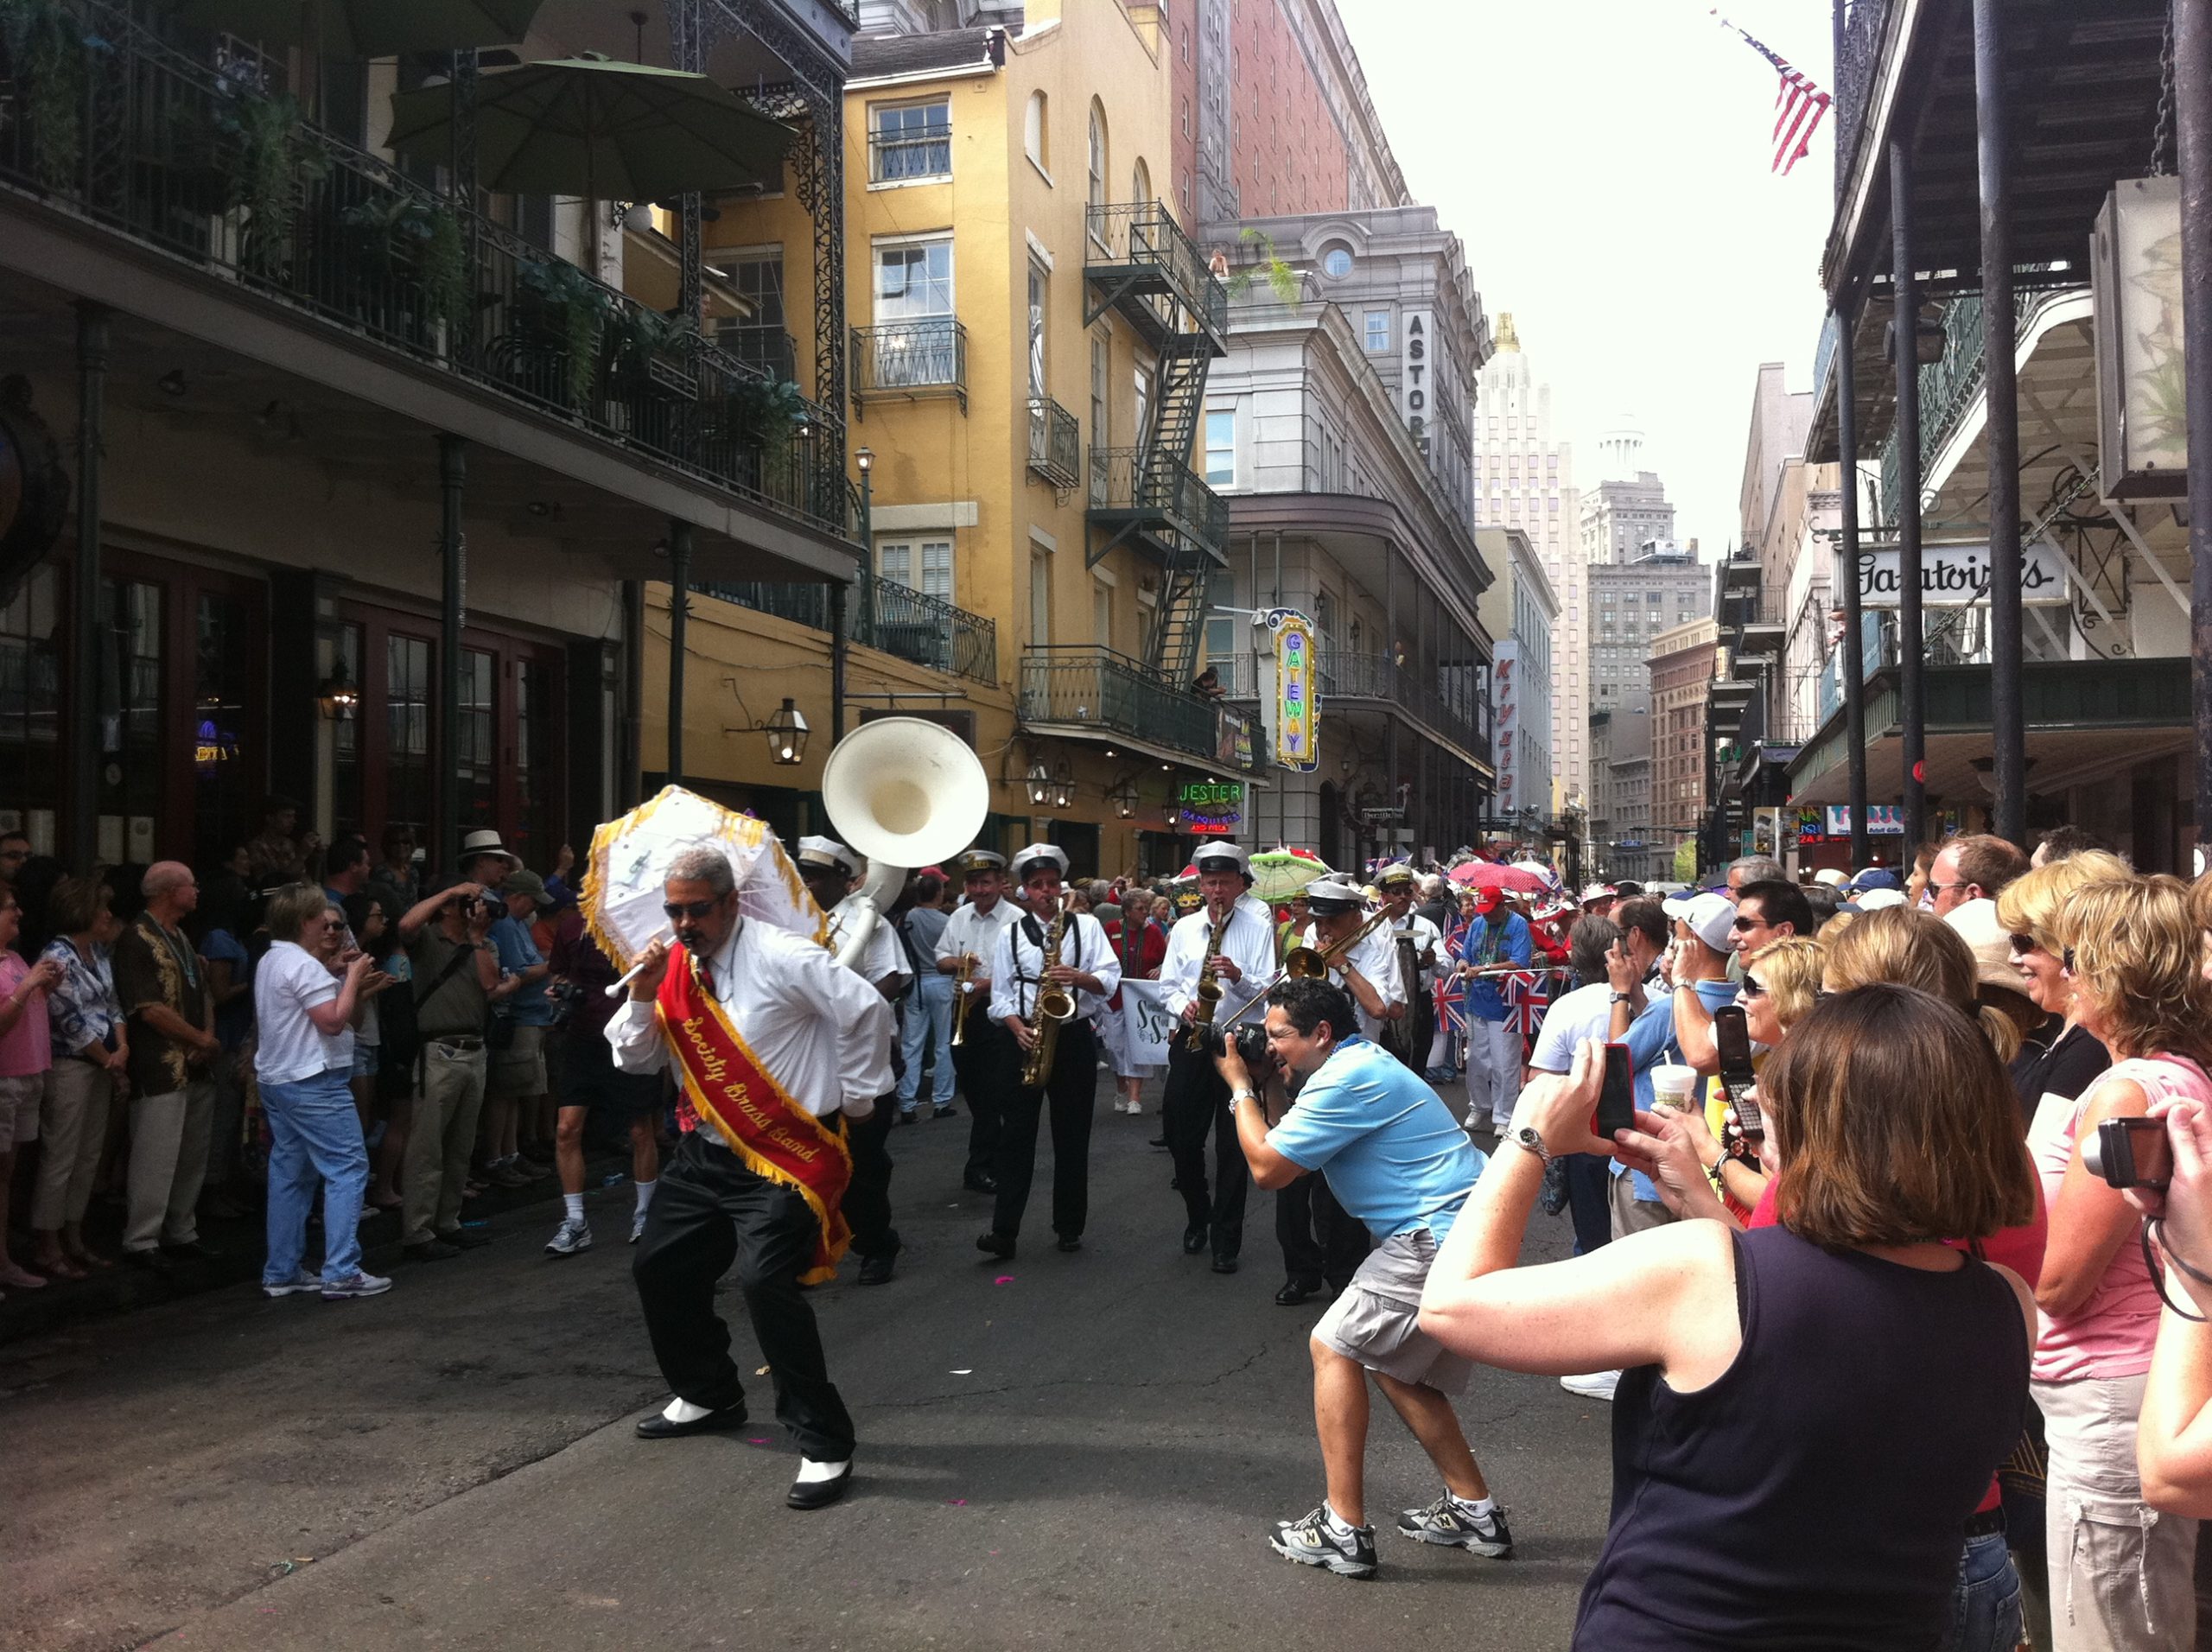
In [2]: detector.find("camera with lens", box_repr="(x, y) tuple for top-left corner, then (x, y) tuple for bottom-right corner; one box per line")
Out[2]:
(1230, 1022), (1274, 1076)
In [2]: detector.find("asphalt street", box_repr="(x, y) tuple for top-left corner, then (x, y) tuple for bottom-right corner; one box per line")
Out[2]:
(2, 1075), (1615, 1652)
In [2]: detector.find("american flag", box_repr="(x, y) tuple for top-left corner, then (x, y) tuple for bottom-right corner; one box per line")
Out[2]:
(1714, 12), (1831, 175)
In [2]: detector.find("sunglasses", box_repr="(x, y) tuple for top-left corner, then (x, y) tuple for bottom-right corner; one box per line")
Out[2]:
(2007, 933), (2042, 956)
(2063, 945), (2077, 974)
(662, 898), (721, 921)
(1730, 914), (1765, 931)
(1739, 977), (1769, 999)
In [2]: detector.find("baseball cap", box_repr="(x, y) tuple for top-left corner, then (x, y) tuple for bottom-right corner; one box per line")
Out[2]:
(1663, 890), (1737, 954)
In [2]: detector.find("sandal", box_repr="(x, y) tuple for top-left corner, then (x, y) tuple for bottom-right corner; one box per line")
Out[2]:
(35, 1255), (87, 1281)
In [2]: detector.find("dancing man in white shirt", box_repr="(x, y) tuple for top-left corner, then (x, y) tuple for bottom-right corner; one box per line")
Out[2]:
(608, 846), (893, 1511)
(935, 849), (1020, 1195)
(1156, 842), (1277, 1273)
(976, 845), (1118, 1261)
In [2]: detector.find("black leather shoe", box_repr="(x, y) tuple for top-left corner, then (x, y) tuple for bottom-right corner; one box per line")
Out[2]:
(1148, 1134), (1169, 1148)
(1275, 1277), (1324, 1306)
(159, 1240), (217, 1260)
(1181, 1226), (1207, 1255)
(437, 1227), (491, 1250)
(786, 1463), (852, 1510)
(1211, 1255), (1240, 1274)
(635, 1403), (748, 1439)
(1056, 1234), (1083, 1253)
(403, 1239), (461, 1262)
(962, 1172), (998, 1194)
(975, 1230), (1015, 1260)
(123, 1248), (175, 1274)
(857, 1252), (896, 1286)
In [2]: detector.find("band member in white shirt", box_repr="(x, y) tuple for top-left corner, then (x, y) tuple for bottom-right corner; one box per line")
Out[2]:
(797, 836), (910, 1288)
(976, 845), (1118, 1260)
(935, 849), (1020, 1195)
(1273, 875), (1402, 1305)
(1156, 842), (1277, 1272)
(608, 845), (893, 1511)
(1377, 865), (1440, 1075)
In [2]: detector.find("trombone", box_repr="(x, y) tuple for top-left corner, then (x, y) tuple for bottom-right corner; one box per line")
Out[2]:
(1209, 905), (1394, 1033)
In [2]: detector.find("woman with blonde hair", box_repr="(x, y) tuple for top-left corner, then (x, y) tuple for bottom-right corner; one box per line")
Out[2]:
(1824, 905), (2023, 1064)
(2032, 874), (2212, 1649)
(1997, 851), (2132, 1127)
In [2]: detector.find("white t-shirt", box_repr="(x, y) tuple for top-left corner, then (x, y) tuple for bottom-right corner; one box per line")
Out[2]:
(254, 941), (352, 1084)
(1529, 978), (1614, 1074)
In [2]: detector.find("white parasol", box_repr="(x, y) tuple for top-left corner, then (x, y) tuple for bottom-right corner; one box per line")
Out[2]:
(581, 786), (824, 974)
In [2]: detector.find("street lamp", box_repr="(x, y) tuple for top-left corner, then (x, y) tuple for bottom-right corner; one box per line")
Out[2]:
(1107, 777), (1139, 818)
(855, 445), (874, 640)
(764, 697), (810, 766)
(1051, 761), (1075, 811)
(1026, 760), (1053, 808)
(315, 664), (359, 722)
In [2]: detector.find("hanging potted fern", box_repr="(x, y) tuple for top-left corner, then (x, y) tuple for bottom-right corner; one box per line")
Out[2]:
(0, 0), (91, 192)
(518, 258), (613, 410)
(212, 90), (328, 281)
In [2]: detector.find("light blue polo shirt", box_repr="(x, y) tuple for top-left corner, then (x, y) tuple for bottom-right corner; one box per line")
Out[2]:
(1268, 1036), (1487, 1242)
(1612, 975), (1739, 1199)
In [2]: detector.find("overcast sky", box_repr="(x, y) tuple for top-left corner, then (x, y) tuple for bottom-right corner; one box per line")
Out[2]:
(1341, 0), (1838, 556)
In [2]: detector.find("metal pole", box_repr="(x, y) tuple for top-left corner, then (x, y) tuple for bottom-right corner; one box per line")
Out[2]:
(1975, 0), (2026, 847)
(1836, 300), (1872, 869)
(2179, 0), (2212, 859)
(1890, 137), (1929, 849)
(69, 302), (106, 872)
(859, 467), (874, 640)
(436, 435), (466, 878)
(620, 579), (644, 803)
(829, 580), (848, 740)
(665, 519), (690, 786)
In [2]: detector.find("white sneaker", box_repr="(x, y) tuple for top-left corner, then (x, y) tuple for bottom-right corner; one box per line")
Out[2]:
(1560, 1369), (1620, 1401)
(262, 1269), (320, 1299)
(631, 1210), (650, 1244)
(321, 1271), (393, 1300)
(545, 1217), (593, 1257)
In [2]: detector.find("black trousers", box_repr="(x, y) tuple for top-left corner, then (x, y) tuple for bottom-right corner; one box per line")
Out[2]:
(955, 1021), (1012, 1179)
(839, 1091), (899, 1260)
(992, 1020), (1096, 1240)
(1162, 1039), (1249, 1260)
(631, 1133), (855, 1462)
(1275, 1172), (1371, 1293)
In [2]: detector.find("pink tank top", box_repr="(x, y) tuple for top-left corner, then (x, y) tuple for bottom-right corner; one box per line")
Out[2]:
(2028, 1054), (2212, 1384)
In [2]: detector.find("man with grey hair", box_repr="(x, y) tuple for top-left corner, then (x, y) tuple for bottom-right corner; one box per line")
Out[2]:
(112, 861), (220, 1268)
(1723, 855), (1785, 899)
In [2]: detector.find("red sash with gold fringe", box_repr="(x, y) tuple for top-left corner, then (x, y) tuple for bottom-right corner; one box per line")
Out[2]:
(656, 950), (853, 1283)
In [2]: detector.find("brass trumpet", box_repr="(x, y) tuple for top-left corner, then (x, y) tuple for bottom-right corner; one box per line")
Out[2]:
(950, 951), (977, 1047)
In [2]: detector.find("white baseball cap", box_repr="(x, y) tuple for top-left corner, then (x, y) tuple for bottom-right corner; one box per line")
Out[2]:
(1663, 890), (1738, 954)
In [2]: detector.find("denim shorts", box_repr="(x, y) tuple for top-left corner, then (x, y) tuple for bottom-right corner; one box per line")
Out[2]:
(351, 1045), (380, 1080)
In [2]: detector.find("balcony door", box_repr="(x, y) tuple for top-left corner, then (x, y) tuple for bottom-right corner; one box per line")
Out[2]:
(872, 237), (955, 387)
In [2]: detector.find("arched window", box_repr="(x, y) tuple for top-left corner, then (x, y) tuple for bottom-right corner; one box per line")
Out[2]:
(1131, 157), (1151, 204)
(1025, 90), (1048, 170)
(1086, 100), (1107, 213)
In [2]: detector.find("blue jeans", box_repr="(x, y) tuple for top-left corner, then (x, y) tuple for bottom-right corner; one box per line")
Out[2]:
(897, 973), (957, 1110)
(261, 1069), (370, 1286)
(1937, 1529), (2023, 1652)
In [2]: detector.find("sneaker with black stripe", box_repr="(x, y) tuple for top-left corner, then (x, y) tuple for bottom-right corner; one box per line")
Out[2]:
(1395, 1494), (1513, 1557)
(1268, 1503), (1376, 1579)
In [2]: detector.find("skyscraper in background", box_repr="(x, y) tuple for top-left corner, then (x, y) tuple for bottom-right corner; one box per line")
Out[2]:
(1472, 315), (1580, 805)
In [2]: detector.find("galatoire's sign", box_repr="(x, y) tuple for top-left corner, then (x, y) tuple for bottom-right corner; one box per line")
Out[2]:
(1852, 541), (2069, 607)
(1261, 607), (1319, 773)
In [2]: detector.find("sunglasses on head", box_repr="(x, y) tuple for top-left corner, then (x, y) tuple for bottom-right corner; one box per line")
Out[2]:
(662, 897), (721, 921)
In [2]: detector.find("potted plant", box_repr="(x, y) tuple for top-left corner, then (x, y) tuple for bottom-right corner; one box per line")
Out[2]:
(211, 89), (328, 280)
(0, 0), (92, 192)
(517, 258), (614, 409)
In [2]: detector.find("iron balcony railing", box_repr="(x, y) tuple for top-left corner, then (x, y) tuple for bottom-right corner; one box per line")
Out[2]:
(867, 124), (950, 184)
(1083, 200), (1229, 342)
(1217, 649), (1488, 759)
(697, 573), (997, 685)
(1876, 287), (2068, 518)
(850, 320), (967, 409)
(1020, 645), (1258, 772)
(1832, 0), (1896, 202)
(1027, 396), (1081, 490)
(715, 323), (798, 385)
(1087, 447), (1229, 557)
(0, 0), (852, 543)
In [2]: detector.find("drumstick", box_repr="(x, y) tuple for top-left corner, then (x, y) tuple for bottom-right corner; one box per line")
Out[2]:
(605, 929), (671, 998)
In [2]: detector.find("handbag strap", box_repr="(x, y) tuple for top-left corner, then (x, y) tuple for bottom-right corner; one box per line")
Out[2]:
(415, 935), (478, 1009)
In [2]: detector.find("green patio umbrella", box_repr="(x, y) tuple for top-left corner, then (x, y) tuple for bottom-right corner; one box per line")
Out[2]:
(385, 56), (792, 201)
(162, 0), (544, 59)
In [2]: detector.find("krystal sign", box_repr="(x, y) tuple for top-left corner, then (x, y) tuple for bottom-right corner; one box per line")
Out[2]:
(1850, 541), (2069, 608)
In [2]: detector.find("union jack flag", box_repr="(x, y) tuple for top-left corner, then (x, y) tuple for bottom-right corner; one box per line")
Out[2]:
(1714, 12), (1831, 175)
(1503, 969), (1551, 1048)
(1435, 916), (1470, 1038)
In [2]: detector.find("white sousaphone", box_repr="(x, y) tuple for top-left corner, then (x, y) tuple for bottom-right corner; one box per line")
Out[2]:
(819, 716), (991, 969)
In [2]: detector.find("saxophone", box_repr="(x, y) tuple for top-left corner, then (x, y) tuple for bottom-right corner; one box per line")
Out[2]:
(1183, 902), (1235, 1052)
(1018, 895), (1076, 1088)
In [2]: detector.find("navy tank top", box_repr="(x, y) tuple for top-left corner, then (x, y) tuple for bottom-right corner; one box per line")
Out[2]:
(1573, 1224), (2028, 1650)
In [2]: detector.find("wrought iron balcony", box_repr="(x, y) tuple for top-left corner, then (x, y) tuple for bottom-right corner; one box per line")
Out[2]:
(697, 572), (997, 685)
(1027, 396), (1081, 491)
(0, 0), (852, 543)
(1876, 287), (2068, 518)
(1087, 448), (1227, 563)
(849, 320), (968, 412)
(1020, 645), (1258, 772)
(1083, 200), (1229, 350)
(1832, 0), (1896, 201)
(715, 323), (798, 385)
(867, 124), (951, 185)
(1216, 649), (1488, 763)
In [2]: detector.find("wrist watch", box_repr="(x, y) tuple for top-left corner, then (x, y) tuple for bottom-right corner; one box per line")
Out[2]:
(1608, 991), (1632, 1003)
(1229, 1088), (1256, 1111)
(1513, 1126), (1551, 1164)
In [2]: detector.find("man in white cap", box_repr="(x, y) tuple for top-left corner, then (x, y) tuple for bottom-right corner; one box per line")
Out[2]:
(1376, 866), (1440, 1077)
(937, 848), (1020, 1194)
(978, 846), (1118, 1259)
(1156, 842), (1276, 1272)
(798, 836), (909, 1287)
(1297, 879), (1404, 1039)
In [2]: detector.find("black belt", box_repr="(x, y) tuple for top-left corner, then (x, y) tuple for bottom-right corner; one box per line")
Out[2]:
(423, 1033), (484, 1050)
(1963, 1507), (2006, 1540)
